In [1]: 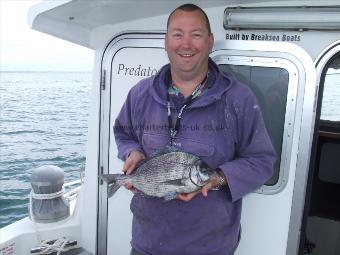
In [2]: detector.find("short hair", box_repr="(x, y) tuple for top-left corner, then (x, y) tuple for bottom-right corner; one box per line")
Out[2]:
(167, 4), (212, 34)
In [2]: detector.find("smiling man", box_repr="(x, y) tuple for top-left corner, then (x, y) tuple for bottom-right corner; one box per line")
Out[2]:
(114, 4), (276, 255)
(165, 6), (214, 97)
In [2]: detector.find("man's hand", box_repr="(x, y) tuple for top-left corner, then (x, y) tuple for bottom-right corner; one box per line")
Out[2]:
(123, 150), (145, 175)
(123, 150), (145, 193)
(177, 171), (226, 202)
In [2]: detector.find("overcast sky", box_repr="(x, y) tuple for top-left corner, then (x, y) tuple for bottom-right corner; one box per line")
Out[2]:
(0, 0), (94, 72)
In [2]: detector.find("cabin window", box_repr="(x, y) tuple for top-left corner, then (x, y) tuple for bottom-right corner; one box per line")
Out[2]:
(218, 64), (289, 185)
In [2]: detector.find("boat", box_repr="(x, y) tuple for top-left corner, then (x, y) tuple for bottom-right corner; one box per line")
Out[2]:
(1, 0), (340, 254)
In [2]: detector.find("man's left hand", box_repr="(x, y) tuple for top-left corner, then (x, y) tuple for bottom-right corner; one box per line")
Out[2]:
(177, 171), (226, 202)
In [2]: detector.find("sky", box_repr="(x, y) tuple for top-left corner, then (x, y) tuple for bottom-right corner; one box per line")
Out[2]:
(0, 0), (94, 72)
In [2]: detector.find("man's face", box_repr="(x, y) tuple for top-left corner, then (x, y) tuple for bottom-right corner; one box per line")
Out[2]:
(165, 10), (214, 79)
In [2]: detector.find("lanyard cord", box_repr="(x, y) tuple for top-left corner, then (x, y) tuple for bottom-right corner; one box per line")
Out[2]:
(167, 75), (208, 145)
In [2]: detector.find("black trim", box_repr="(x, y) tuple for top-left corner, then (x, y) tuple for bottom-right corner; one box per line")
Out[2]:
(315, 42), (340, 67)
(298, 50), (340, 255)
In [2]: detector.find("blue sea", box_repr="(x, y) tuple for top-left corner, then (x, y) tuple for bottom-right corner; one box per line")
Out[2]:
(0, 70), (339, 229)
(0, 72), (91, 228)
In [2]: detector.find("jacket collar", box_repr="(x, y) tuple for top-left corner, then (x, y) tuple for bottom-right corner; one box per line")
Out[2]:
(149, 58), (233, 108)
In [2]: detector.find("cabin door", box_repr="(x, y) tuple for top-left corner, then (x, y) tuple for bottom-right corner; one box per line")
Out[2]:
(98, 33), (316, 255)
(300, 44), (340, 255)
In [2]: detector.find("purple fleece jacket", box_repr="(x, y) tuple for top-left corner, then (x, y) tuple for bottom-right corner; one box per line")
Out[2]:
(114, 59), (276, 255)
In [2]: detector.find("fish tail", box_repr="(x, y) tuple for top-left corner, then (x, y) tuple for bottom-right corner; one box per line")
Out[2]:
(108, 181), (121, 198)
(100, 174), (123, 198)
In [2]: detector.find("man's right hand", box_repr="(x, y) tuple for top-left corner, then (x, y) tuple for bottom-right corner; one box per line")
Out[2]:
(123, 150), (145, 192)
(123, 150), (146, 175)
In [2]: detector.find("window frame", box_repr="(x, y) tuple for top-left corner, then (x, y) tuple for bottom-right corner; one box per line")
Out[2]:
(212, 54), (298, 194)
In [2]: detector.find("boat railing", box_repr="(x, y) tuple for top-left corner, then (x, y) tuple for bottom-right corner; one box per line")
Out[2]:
(64, 179), (83, 201)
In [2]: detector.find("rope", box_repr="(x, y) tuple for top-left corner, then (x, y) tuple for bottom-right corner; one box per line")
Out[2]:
(30, 237), (78, 255)
(29, 187), (66, 247)
(29, 192), (77, 254)
(29, 186), (79, 254)
(30, 187), (65, 200)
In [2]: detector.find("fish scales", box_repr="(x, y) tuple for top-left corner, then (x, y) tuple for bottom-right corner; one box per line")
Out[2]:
(101, 150), (218, 200)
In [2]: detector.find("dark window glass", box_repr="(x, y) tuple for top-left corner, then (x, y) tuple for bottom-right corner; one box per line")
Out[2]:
(219, 64), (289, 185)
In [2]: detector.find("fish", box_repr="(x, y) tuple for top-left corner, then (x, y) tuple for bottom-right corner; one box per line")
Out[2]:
(101, 147), (218, 200)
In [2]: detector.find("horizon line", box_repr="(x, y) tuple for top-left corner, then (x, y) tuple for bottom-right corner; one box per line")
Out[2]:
(0, 70), (93, 73)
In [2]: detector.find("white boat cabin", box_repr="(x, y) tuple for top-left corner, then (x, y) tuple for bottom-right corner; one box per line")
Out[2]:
(1, 1), (340, 255)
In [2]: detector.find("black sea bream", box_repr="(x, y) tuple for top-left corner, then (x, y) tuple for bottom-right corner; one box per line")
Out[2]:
(101, 148), (218, 200)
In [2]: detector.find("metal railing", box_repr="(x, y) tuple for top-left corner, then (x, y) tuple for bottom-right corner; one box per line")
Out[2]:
(64, 179), (83, 201)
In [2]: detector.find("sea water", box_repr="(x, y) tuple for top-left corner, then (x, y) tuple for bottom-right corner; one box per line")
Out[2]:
(0, 72), (91, 228)
(0, 71), (339, 229)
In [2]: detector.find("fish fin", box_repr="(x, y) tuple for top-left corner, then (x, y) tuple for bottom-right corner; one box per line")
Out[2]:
(148, 149), (165, 158)
(100, 174), (122, 198)
(148, 145), (181, 158)
(163, 192), (178, 201)
(100, 174), (120, 184)
(164, 145), (181, 152)
(107, 182), (121, 198)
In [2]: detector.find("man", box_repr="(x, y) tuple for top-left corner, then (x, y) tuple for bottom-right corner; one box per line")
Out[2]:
(114, 4), (276, 255)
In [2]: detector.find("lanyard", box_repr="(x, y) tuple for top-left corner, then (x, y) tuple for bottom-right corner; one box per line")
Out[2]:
(167, 75), (208, 146)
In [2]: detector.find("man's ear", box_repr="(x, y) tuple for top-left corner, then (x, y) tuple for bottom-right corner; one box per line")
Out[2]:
(209, 33), (215, 51)
(164, 34), (169, 51)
